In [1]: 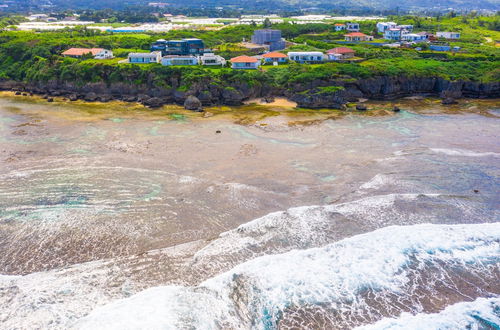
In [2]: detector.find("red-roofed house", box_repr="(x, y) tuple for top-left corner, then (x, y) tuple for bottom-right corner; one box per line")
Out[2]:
(262, 51), (287, 64)
(230, 55), (260, 69)
(344, 32), (373, 42)
(334, 23), (346, 32)
(62, 48), (113, 59)
(326, 47), (355, 60)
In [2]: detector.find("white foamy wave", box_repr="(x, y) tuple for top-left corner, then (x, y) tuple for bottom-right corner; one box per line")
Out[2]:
(75, 223), (500, 329)
(193, 193), (440, 261)
(430, 148), (500, 158)
(359, 174), (396, 190)
(356, 297), (500, 330)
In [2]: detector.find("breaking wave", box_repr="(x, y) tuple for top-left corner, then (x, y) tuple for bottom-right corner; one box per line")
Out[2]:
(356, 297), (500, 330)
(75, 223), (500, 329)
(429, 148), (500, 158)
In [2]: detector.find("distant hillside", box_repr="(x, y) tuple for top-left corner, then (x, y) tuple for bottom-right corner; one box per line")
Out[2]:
(3, 0), (500, 12)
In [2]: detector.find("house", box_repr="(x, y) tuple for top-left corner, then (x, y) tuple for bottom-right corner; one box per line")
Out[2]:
(346, 22), (360, 32)
(402, 33), (427, 42)
(128, 52), (162, 64)
(398, 25), (414, 32)
(161, 55), (198, 66)
(62, 48), (113, 59)
(383, 28), (408, 41)
(344, 32), (373, 42)
(251, 29), (286, 51)
(230, 55), (260, 69)
(436, 32), (461, 40)
(151, 38), (205, 56)
(262, 51), (287, 64)
(376, 22), (397, 33)
(287, 51), (324, 63)
(199, 53), (226, 66)
(326, 47), (355, 60)
(334, 23), (346, 32)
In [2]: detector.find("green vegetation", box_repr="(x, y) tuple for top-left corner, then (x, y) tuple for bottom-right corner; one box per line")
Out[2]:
(0, 16), (498, 95)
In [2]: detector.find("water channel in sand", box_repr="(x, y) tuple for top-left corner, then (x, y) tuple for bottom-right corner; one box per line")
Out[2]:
(0, 93), (498, 328)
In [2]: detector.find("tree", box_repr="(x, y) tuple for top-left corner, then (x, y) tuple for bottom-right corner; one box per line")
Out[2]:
(263, 18), (272, 28)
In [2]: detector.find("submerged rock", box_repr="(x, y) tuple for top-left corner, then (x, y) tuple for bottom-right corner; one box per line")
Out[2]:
(47, 98), (54, 102)
(356, 104), (367, 111)
(393, 106), (401, 112)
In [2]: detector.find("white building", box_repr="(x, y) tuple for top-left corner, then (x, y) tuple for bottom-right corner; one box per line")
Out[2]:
(346, 22), (360, 32)
(436, 32), (461, 39)
(288, 52), (325, 63)
(376, 22), (397, 33)
(128, 52), (162, 64)
(384, 28), (409, 41)
(199, 53), (226, 66)
(334, 24), (346, 32)
(402, 33), (427, 42)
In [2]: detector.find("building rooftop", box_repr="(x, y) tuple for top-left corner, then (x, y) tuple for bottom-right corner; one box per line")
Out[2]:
(62, 48), (104, 56)
(230, 55), (259, 63)
(262, 52), (287, 58)
(326, 47), (355, 54)
(345, 32), (368, 37)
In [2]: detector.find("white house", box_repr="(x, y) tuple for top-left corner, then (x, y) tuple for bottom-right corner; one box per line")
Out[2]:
(334, 23), (346, 32)
(62, 48), (113, 59)
(376, 22), (397, 33)
(402, 33), (427, 42)
(230, 55), (260, 69)
(384, 28), (409, 41)
(398, 25), (414, 32)
(436, 32), (461, 39)
(199, 53), (226, 66)
(161, 55), (198, 66)
(346, 22), (360, 32)
(128, 52), (162, 64)
(288, 51), (324, 63)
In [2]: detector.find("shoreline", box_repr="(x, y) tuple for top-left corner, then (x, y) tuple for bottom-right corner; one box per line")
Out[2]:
(1, 75), (498, 111)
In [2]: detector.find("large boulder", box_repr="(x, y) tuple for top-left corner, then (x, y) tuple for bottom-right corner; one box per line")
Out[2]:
(196, 91), (213, 106)
(184, 95), (202, 111)
(221, 88), (244, 105)
(84, 92), (98, 102)
(142, 97), (165, 108)
(442, 97), (458, 105)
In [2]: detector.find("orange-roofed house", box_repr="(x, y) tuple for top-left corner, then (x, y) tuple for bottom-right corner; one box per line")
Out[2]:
(62, 48), (113, 59)
(262, 52), (287, 64)
(230, 55), (260, 69)
(344, 32), (373, 42)
(326, 47), (355, 60)
(334, 23), (346, 32)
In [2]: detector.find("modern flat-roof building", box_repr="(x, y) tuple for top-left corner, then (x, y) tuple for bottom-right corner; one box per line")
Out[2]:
(251, 29), (286, 51)
(128, 52), (162, 64)
(161, 55), (199, 66)
(199, 53), (226, 66)
(151, 38), (205, 56)
(287, 51), (324, 63)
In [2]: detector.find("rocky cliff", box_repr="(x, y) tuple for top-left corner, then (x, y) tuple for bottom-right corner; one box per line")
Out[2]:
(0, 75), (498, 109)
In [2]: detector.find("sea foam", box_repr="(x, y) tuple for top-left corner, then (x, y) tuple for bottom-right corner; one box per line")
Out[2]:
(356, 297), (500, 330)
(75, 223), (500, 329)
